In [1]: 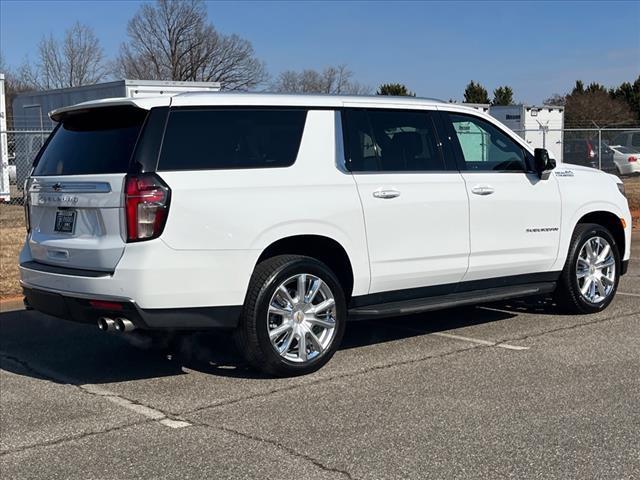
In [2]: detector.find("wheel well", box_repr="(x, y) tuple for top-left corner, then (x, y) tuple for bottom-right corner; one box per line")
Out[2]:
(257, 235), (355, 300)
(577, 211), (625, 256)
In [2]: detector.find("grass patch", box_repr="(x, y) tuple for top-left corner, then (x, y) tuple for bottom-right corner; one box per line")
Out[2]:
(1, 205), (26, 300)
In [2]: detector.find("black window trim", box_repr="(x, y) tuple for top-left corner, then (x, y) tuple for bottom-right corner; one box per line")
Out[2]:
(440, 110), (536, 174)
(30, 122), (60, 171)
(129, 106), (169, 174)
(156, 106), (310, 173)
(340, 107), (458, 174)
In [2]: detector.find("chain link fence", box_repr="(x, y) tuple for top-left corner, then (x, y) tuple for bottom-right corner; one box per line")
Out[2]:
(1, 130), (51, 204)
(512, 127), (640, 174)
(1, 126), (639, 205)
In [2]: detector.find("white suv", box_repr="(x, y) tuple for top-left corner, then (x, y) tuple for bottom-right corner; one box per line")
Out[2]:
(20, 93), (632, 376)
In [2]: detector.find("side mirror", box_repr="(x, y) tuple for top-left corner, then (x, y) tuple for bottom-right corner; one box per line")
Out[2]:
(534, 148), (556, 178)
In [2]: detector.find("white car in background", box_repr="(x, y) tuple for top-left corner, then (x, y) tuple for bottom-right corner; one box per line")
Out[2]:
(609, 145), (640, 175)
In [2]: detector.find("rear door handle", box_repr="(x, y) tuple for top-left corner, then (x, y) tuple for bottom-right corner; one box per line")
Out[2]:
(471, 185), (495, 196)
(373, 189), (401, 199)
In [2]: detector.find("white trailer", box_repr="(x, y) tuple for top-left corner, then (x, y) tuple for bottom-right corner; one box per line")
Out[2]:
(462, 103), (490, 114)
(489, 104), (565, 162)
(12, 79), (221, 189)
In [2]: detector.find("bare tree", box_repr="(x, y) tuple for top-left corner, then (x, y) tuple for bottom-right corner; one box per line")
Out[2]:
(20, 22), (106, 89)
(116, 0), (268, 90)
(271, 65), (370, 94)
(1, 52), (39, 128)
(543, 93), (566, 106)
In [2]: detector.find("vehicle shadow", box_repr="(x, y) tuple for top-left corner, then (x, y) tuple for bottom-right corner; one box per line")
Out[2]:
(0, 296), (553, 384)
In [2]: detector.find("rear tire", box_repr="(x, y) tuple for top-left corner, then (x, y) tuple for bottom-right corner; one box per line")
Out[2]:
(235, 255), (347, 377)
(554, 223), (620, 314)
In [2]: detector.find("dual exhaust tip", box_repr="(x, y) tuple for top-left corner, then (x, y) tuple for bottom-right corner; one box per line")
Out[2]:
(98, 317), (135, 333)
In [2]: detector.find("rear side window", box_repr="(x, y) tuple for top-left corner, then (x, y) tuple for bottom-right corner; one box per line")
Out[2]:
(343, 109), (445, 172)
(447, 113), (527, 172)
(158, 109), (308, 171)
(33, 106), (147, 176)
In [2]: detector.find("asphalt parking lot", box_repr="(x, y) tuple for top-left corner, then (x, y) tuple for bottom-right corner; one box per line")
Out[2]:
(1, 238), (639, 479)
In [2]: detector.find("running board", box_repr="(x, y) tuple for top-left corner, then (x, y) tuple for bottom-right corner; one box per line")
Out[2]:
(348, 282), (556, 320)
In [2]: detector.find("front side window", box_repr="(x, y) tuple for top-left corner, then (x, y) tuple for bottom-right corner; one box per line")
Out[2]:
(447, 113), (527, 172)
(343, 109), (445, 172)
(159, 109), (308, 171)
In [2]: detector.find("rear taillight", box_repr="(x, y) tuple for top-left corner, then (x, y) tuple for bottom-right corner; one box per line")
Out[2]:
(125, 173), (170, 242)
(587, 142), (596, 159)
(24, 178), (31, 233)
(628, 156), (637, 163)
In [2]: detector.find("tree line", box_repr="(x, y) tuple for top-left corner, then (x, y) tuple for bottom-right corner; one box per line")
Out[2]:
(1, 0), (638, 129)
(459, 79), (640, 127)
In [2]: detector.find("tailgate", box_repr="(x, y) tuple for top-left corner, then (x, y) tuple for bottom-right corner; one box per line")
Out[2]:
(25, 105), (149, 272)
(28, 174), (127, 271)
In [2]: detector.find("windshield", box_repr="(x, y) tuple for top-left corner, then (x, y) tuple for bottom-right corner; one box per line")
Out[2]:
(33, 106), (148, 176)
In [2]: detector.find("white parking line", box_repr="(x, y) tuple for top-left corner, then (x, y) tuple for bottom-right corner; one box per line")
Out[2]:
(159, 418), (192, 429)
(375, 322), (530, 351)
(432, 332), (530, 350)
(80, 384), (192, 428)
(1, 356), (191, 429)
(618, 292), (640, 298)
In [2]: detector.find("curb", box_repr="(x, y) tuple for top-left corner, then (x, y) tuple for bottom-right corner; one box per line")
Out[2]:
(0, 295), (25, 313)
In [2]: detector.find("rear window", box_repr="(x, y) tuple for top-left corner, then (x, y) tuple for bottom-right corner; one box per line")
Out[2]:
(33, 106), (147, 176)
(158, 109), (307, 171)
(616, 146), (640, 154)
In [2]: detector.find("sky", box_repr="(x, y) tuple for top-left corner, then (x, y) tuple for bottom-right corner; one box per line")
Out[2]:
(1, 0), (639, 104)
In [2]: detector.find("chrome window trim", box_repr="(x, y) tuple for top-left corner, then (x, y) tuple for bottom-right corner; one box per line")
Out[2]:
(29, 181), (112, 194)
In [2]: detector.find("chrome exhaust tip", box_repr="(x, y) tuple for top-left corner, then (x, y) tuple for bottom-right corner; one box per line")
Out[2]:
(98, 317), (115, 332)
(114, 318), (135, 333)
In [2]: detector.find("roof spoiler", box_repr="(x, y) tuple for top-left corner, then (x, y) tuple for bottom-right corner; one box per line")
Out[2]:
(50, 96), (172, 122)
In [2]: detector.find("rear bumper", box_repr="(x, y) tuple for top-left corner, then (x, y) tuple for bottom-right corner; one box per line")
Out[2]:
(21, 282), (241, 330)
(19, 237), (259, 310)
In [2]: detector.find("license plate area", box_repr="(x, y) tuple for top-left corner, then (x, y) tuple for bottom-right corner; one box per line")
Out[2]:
(54, 210), (77, 233)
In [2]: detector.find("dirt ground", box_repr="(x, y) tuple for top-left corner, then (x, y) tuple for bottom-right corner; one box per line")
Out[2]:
(624, 176), (640, 226)
(1, 177), (639, 301)
(0, 204), (25, 301)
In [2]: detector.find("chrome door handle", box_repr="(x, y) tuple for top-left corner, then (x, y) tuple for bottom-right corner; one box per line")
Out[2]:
(373, 189), (401, 199)
(471, 185), (495, 196)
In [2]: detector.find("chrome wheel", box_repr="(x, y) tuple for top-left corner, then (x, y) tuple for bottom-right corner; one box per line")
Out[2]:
(576, 236), (616, 304)
(267, 274), (337, 363)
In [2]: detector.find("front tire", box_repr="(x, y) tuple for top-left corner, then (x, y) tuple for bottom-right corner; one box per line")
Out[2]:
(555, 223), (620, 314)
(235, 255), (347, 377)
